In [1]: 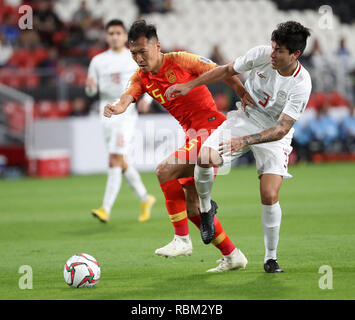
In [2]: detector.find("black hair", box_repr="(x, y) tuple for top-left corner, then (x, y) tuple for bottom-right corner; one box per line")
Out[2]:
(128, 20), (158, 43)
(105, 19), (126, 32)
(271, 21), (311, 55)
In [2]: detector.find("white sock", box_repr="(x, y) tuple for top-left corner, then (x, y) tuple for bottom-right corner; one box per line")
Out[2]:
(175, 234), (190, 242)
(262, 202), (282, 262)
(103, 167), (122, 214)
(194, 165), (214, 212)
(123, 166), (148, 203)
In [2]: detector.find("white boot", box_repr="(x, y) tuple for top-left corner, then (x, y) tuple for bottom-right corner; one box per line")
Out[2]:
(155, 235), (193, 258)
(207, 248), (248, 272)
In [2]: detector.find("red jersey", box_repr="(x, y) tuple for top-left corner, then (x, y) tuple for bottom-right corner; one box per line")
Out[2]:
(125, 51), (226, 132)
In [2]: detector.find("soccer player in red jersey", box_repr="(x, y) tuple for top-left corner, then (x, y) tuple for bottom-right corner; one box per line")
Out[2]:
(104, 20), (253, 272)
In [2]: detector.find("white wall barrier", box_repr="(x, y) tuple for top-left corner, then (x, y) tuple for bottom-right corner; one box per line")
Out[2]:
(32, 114), (186, 174)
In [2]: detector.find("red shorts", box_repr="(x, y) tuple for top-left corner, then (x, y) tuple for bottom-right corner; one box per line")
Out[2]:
(174, 129), (218, 186)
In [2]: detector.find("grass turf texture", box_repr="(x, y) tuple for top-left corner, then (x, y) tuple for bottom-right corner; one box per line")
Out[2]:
(1, 162), (354, 300)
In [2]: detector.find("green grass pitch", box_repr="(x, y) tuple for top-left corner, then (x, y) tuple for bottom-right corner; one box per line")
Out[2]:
(1, 162), (355, 300)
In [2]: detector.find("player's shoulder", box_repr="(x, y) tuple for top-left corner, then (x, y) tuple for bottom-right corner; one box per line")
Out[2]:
(245, 45), (272, 58)
(92, 49), (110, 59)
(165, 51), (214, 65)
(89, 49), (110, 64)
(235, 45), (271, 71)
(164, 51), (193, 64)
(165, 51), (192, 59)
(293, 62), (312, 89)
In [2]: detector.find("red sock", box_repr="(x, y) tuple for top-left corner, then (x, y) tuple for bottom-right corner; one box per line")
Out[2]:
(212, 216), (236, 255)
(160, 179), (189, 236)
(189, 214), (236, 256)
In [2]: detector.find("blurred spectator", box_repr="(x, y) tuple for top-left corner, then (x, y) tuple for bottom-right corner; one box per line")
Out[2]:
(307, 39), (330, 93)
(307, 37), (354, 104)
(135, 0), (172, 18)
(333, 37), (354, 104)
(308, 104), (340, 153)
(38, 46), (59, 86)
(17, 29), (41, 49)
(33, 0), (64, 46)
(135, 0), (154, 16)
(339, 105), (355, 152)
(72, 0), (93, 29)
(292, 120), (313, 162)
(151, 0), (173, 13)
(0, 14), (20, 45)
(39, 46), (58, 69)
(65, 23), (85, 50)
(70, 97), (89, 116)
(210, 44), (226, 65)
(0, 31), (13, 66)
(337, 38), (350, 57)
(84, 18), (105, 44)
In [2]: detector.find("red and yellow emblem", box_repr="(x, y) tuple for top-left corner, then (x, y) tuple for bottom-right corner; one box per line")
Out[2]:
(166, 69), (177, 83)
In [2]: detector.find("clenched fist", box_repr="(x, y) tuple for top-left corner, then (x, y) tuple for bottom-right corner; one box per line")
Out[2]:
(104, 103), (115, 118)
(104, 99), (122, 118)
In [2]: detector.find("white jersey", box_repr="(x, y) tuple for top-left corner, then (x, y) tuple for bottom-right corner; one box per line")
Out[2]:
(233, 45), (312, 129)
(86, 47), (139, 119)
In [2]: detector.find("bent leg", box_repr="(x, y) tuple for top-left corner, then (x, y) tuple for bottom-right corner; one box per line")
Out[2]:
(156, 154), (195, 237)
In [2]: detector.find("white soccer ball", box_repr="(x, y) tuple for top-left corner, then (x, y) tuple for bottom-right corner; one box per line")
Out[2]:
(63, 253), (101, 288)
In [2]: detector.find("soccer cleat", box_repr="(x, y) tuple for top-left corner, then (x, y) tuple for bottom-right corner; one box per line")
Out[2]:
(264, 259), (285, 273)
(200, 200), (218, 244)
(138, 194), (156, 222)
(155, 236), (193, 258)
(91, 207), (110, 223)
(207, 248), (248, 273)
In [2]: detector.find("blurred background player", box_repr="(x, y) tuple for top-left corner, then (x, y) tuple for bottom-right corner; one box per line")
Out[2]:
(86, 19), (156, 223)
(104, 20), (255, 272)
(166, 21), (312, 273)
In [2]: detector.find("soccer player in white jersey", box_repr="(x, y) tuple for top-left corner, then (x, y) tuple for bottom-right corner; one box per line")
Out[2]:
(86, 19), (156, 223)
(165, 21), (312, 273)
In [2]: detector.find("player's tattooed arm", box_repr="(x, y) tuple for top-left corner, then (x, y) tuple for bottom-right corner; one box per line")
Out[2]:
(104, 93), (135, 118)
(219, 113), (296, 155)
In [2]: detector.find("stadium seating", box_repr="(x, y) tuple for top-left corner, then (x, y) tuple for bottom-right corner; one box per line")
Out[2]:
(1, 0), (354, 165)
(51, 0), (355, 60)
(2, 0), (353, 93)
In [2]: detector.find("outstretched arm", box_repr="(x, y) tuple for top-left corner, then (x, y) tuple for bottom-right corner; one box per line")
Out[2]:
(219, 113), (296, 155)
(165, 62), (255, 109)
(165, 62), (236, 99)
(103, 92), (135, 118)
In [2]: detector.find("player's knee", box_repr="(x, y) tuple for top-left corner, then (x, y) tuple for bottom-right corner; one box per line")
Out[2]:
(109, 154), (124, 168)
(155, 162), (165, 180)
(260, 189), (279, 205)
(155, 161), (173, 183)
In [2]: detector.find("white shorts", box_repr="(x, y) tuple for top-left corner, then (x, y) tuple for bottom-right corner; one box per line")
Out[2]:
(101, 114), (137, 155)
(203, 110), (294, 179)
